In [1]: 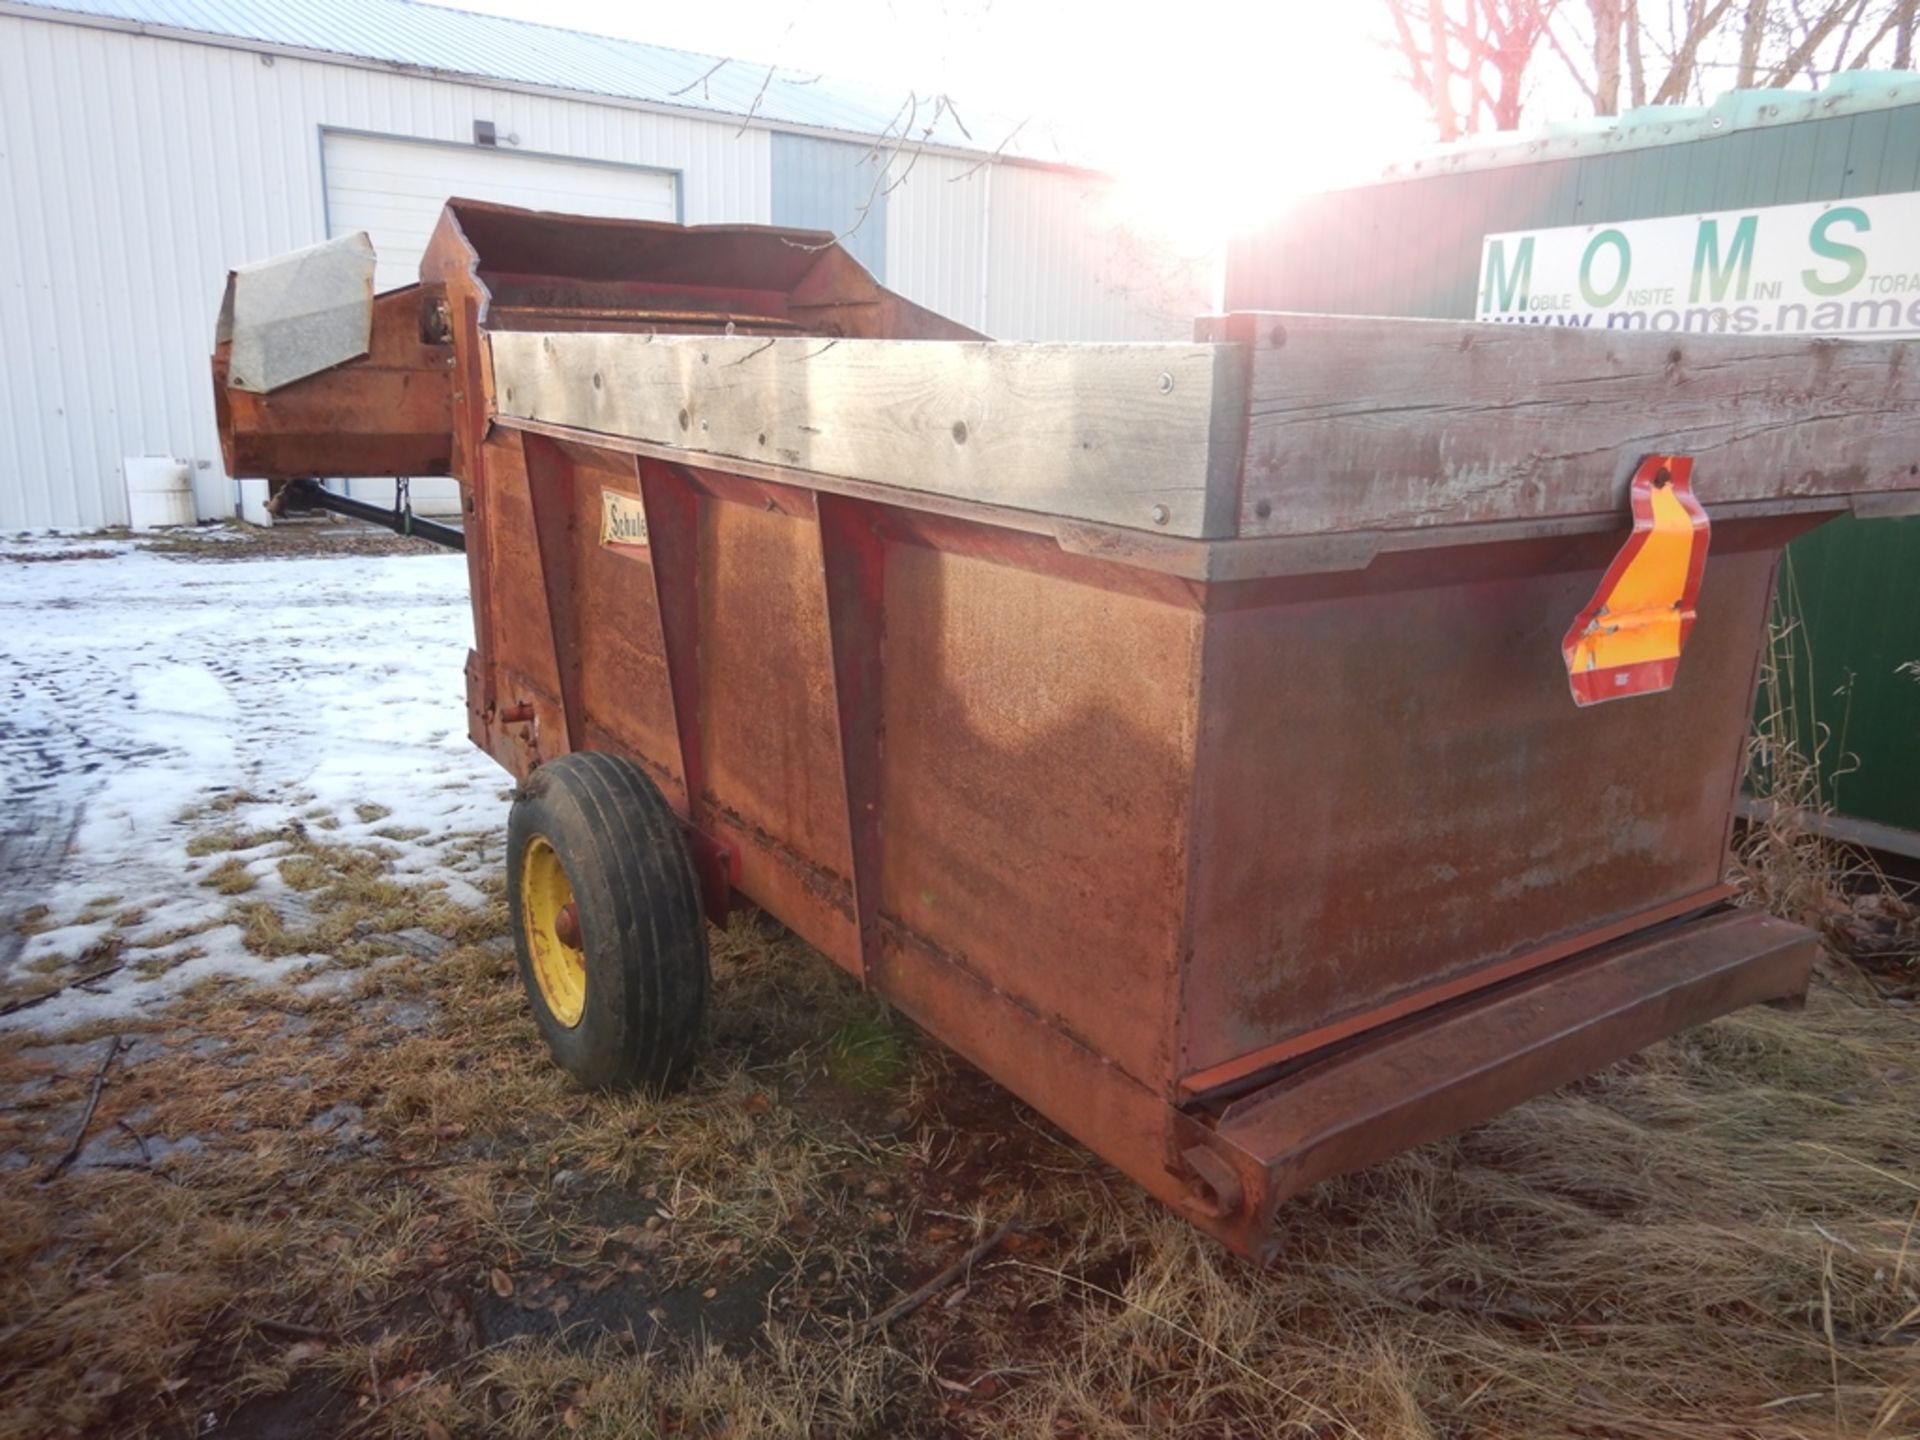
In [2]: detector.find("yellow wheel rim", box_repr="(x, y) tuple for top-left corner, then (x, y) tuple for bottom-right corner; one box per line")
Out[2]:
(521, 834), (587, 1028)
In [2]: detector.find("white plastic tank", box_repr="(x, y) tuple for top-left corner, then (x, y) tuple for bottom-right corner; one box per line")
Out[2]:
(123, 456), (196, 530)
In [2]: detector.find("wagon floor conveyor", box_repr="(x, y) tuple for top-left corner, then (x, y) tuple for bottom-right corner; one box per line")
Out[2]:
(213, 200), (1920, 1256)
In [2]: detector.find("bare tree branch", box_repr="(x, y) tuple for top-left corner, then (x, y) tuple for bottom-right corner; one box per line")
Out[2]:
(1549, 14), (1603, 99)
(1429, 0), (1462, 139)
(1627, 0), (1650, 101)
(732, 64), (779, 137)
(1651, 0), (1738, 102)
(1832, 0), (1873, 71)
(1737, 0), (1771, 83)
(950, 117), (1030, 181)
(1765, 0), (1870, 80)
(667, 57), (729, 100)
(1385, 0), (1903, 137)
(1591, 0), (1625, 110)
(1386, 0), (1443, 104)
(1843, 0), (1911, 61)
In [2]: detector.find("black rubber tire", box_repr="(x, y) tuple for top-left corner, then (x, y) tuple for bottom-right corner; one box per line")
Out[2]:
(505, 751), (709, 1092)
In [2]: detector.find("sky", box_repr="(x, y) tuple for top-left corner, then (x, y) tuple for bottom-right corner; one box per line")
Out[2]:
(432, 0), (1444, 244)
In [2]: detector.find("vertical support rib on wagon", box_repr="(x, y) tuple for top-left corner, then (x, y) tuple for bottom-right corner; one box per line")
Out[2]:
(817, 495), (889, 988)
(636, 461), (712, 867)
(524, 433), (587, 755)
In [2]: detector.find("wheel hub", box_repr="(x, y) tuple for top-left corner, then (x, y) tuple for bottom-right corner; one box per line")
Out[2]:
(520, 833), (587, 1028)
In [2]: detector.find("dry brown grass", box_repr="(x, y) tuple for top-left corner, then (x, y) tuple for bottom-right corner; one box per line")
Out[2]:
(1738, 575), (1918, 986)
(184, 826), (280, 859)
(5, 815), (1920, 1437)
(0, 896), (925, 1438)
(199, 859), (258, 896)
(984, 995), (1920, 1438)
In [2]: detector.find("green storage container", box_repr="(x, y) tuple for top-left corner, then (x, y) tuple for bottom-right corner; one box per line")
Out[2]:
(1226, 74), (1920, 854)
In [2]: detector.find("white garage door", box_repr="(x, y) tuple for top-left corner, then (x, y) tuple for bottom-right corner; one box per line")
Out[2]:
(323, 131), (679, 292)
(320, 133), (677, 512)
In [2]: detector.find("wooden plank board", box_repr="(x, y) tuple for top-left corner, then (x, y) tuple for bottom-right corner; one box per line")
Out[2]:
(488, 331), (1245, 538)
(1236, 312), (1920, 537)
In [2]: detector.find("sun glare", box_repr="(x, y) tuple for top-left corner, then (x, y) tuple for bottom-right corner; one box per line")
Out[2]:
(1080, 3), (1432, 255)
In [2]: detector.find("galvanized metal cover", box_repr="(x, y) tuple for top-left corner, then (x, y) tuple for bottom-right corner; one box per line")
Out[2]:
(216, 232), (375, 395)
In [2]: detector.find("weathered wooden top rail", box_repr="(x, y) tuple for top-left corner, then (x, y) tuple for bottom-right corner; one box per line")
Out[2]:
(488, 312), (1920, 542)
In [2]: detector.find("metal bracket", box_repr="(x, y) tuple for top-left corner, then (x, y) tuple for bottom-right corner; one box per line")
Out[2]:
(1562, 453), (1710, 707)
(685, 827), (739, 925)
(1181, 1143), (1246, 1221)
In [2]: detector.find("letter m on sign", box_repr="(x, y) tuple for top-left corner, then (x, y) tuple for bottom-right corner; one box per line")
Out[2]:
(1691, 216), (1757, 303)
(1479, 236), (1534, 316)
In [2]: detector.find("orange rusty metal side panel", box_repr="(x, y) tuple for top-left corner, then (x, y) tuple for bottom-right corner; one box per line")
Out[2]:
(1175, 882), (1734, 1098)
(705, 809), (860, 976)
(477, 433), (570, 747)
(697, 492), (856, 877)
(214, 285), (453, 481)
(1176, 534), (1780, 1083)
(872, 925), (1227, 1237)
(679, 480), (861, 973)
(420, 214), (501, 738)
(442, 198), (982, 342)
(568, 453), (687, 805)
(878, 543), (1202, 1088)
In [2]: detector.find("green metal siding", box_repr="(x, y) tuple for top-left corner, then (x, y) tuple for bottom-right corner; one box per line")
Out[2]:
(1226, 103), (1920, 843)
(1776, 515), (1920, 834)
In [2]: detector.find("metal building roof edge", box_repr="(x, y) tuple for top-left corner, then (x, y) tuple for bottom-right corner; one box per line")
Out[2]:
(0, 0), (1108, 177)
(1362, 70), (1920, 188)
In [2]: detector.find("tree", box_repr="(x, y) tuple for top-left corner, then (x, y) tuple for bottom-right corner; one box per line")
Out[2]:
(1383, 0), (1920, 139)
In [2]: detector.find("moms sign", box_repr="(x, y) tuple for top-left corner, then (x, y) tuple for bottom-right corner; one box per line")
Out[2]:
(1475, 192), (1920, 337)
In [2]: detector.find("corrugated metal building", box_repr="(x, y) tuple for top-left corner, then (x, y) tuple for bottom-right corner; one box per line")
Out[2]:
(0, 0), (1204, 530)
(1227, 73), (1920, 852)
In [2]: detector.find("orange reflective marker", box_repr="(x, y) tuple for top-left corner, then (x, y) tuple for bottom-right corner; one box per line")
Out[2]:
(1563, 454), (1710, 707)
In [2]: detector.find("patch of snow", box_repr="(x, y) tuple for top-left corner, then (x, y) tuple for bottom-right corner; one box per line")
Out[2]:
(0, 544), (505, 1030)
(0, 533), (139, 558)
(16, 921), (116, 968)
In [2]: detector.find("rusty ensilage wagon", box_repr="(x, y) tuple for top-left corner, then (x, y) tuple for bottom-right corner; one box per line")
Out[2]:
(214, 201), (1920, 1257)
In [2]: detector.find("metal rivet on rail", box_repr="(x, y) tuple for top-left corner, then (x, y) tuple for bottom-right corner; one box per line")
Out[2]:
(1150, 504), (1170, 526)
(1158, 372), (1174, 394)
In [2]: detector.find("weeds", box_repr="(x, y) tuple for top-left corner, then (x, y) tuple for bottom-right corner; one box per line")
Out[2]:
(4, 567), (1918, 1434)
(184, 827), (277, 859)
(5, 884), (1918, 1438)
(1738, 565), (1919, 978)
(199, 859), (258, 896)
